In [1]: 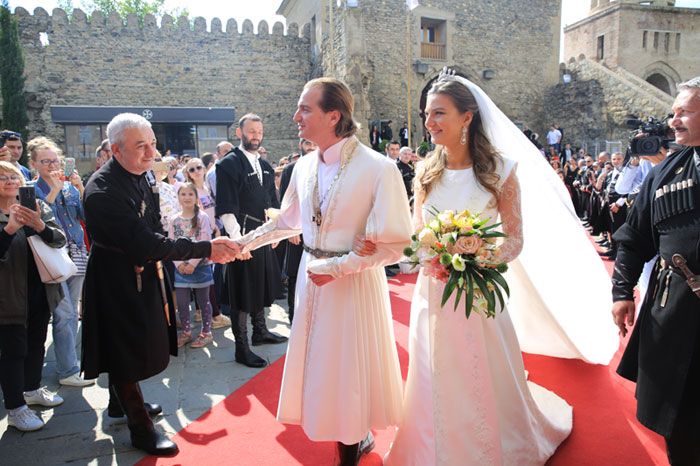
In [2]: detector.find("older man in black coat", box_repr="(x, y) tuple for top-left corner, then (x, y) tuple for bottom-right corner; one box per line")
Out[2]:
(612, 78), (700, 465)
(81, 113), (239, 456)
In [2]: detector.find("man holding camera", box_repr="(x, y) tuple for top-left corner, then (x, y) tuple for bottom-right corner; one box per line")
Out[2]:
(1, 130), (30, 181)
(612, 77), (700, 465)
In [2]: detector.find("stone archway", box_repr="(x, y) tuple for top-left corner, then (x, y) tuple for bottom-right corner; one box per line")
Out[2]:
(646, 73), (672, 95)
(643, 61), (681, 96)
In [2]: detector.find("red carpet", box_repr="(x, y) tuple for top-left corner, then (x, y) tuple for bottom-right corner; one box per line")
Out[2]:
(138, 262), (669, 465)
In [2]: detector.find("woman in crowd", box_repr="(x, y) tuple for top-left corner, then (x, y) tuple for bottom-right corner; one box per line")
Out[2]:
(168, 183), (215, 348)
(563, 157), (581, 215)
(183, 157), (230, 328)
(153, 153), (180, 230)
(162, 156), (182, 193)
(0, 161), (66, 432)
(28, 137), (94, 388)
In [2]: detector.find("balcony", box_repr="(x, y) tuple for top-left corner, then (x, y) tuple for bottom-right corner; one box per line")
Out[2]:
(421, 42), (446, 60)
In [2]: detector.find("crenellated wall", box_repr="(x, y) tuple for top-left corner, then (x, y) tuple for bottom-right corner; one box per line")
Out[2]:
(13, 7), (312, 159)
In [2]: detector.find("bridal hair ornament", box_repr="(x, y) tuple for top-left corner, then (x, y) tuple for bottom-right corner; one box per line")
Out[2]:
(431, 66), (619, 364)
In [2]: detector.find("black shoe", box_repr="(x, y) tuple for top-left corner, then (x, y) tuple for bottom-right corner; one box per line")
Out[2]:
(385, 267), (397, 277)
(251, 308), (288, 345)
(252, 330), (288, 346)
(598, 250), (617, 259)
(595, 237), (608, 244)
(598, 240), (610, 248)
(108, 402), (163, 419)
(130, 425), (179, 457)
(235, 345), (267, 368)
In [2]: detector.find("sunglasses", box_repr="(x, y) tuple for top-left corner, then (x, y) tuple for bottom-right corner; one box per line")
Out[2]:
(188, 165), (205, 173)
(0, 130), (22, 140)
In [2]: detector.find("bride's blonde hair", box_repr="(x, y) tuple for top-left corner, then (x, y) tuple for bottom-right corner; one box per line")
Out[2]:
(414, 79), (502, 201)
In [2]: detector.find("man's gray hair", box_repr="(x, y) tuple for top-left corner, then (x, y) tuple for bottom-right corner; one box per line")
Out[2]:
(216, 140), (232, 152)
(107, 113), (152, 148)
(678, 77), (700, 96)
(399, 146), (413, 155)
(94, 138), (110, 158)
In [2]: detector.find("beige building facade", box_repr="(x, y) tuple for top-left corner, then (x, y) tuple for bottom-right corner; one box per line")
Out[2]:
(564, 0), (700, 95)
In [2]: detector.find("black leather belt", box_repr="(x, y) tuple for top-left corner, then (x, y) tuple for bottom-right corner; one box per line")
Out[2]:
(302, 244), (349, 259)
(92, 241), (125, 254)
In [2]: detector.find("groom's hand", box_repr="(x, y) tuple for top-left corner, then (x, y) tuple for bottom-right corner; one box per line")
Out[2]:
(308, 271), (335, 287)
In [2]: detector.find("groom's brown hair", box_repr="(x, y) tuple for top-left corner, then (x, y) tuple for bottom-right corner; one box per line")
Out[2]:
(304, 77), (359, 139)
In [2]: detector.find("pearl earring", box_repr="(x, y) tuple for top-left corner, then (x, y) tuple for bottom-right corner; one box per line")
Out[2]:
(460, 127), (468, 145)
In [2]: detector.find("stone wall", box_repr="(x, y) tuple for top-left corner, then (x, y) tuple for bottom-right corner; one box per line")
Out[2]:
(564, 4), (700, 94)
(545, 56), (673, 147)
(13, 7), (312, 160)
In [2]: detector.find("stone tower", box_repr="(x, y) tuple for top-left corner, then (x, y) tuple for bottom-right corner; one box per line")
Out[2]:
(591, 0), (676, 13)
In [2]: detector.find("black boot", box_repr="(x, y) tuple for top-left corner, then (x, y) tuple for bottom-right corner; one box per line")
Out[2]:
(232, 310), (267, 368)
(251, 307), (288, 346)
(337, 442), (360, 466)
(287, 276), (296, 324)
(107, 379), (163, 418)
(111, 382), (178, 457)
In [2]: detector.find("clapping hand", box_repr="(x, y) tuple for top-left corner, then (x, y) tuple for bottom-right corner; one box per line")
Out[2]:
(352, 235), (376, 257)
(209, 236), (241, 264)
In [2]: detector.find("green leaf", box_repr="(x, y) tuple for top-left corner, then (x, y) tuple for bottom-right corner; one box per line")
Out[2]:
(483, 268), (510, 297)
(472, 270), (495, 317)
(453, 283), (463, 311)
(465, 270), (474, 318)
(440, 271), (457, 307)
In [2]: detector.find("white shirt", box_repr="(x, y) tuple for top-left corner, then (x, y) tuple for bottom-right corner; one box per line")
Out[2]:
(240, 145), (263, 184)
(318, 138), (347, 214)
(546, 129), (561, 145)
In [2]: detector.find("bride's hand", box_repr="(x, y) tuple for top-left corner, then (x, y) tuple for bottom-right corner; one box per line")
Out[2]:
(353, 235), (377, 257)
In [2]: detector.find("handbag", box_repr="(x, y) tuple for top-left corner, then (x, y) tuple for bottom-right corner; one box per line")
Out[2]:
(27, 235), (78, 284)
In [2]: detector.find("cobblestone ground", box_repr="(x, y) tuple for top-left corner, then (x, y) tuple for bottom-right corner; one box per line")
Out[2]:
(0, 300), (291, 466)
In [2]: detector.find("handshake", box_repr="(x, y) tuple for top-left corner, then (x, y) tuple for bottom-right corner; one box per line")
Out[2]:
(208, 237), (253, 264)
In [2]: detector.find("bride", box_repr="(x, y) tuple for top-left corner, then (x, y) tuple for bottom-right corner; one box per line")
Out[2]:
(376, 72), (582, 465)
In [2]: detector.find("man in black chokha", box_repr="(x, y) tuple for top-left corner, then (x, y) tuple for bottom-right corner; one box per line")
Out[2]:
(612, 77), (700, 465)
(81, 113), (241, 456)
(216, 113), (287, 368)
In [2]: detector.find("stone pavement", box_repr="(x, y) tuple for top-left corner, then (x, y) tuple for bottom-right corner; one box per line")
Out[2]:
(0, 301), (291, 466)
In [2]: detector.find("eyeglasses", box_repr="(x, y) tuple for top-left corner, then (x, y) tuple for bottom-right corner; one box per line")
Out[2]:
(0, 174), (21, 183)
(188, 165), (205, 173)
(38, 159), (61, 166)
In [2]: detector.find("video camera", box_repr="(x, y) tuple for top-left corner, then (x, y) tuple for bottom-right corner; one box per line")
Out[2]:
(624, 115), (673, 156)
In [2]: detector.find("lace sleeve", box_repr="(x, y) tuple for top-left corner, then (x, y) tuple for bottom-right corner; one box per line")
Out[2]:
(496, 169), (523, 263)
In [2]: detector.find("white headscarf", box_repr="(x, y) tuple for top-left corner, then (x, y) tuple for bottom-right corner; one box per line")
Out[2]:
(440, 70), (618, 364)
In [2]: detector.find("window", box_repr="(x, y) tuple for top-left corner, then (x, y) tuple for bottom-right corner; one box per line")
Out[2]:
(420, 18), (446, 60)
(675, 33), (681, 52)
(653, 31), (659, 49)
(597, 35), (605, 60)
(664, 32), (670, 53)
(196, 125), (229, 155)
(642, 31), (647, 49)
(64, 125), (104, 160)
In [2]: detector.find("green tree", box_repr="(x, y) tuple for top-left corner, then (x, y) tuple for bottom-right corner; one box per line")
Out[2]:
(60, 0), (188, 25)
(0, 0), (29, 166)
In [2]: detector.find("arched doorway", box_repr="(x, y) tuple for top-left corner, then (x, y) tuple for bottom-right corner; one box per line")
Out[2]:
(646, 73), (672, 95)
(419, 70), (470, 144)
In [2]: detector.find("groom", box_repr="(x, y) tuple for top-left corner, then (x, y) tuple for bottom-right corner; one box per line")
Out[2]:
(239, 78), (412, 465)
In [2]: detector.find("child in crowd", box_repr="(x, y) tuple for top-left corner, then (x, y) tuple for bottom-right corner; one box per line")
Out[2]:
(168, 183), (215, 348)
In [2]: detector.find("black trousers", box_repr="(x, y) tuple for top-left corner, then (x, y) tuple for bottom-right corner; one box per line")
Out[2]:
(666, 337), (700, 465)
(287, 275), (297, 324)
(0, 292), (51, 410)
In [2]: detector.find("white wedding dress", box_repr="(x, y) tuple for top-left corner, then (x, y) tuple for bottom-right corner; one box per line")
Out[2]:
(384, 158), (573, 466)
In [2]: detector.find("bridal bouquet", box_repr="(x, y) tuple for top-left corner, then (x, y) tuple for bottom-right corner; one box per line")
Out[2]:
(403, 208), (510, 319)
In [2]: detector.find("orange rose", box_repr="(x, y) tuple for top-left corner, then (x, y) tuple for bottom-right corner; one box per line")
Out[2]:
(454, 235), (482, 255)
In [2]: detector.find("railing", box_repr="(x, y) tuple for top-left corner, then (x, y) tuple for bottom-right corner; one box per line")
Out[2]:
(421, 42), (446, 60)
